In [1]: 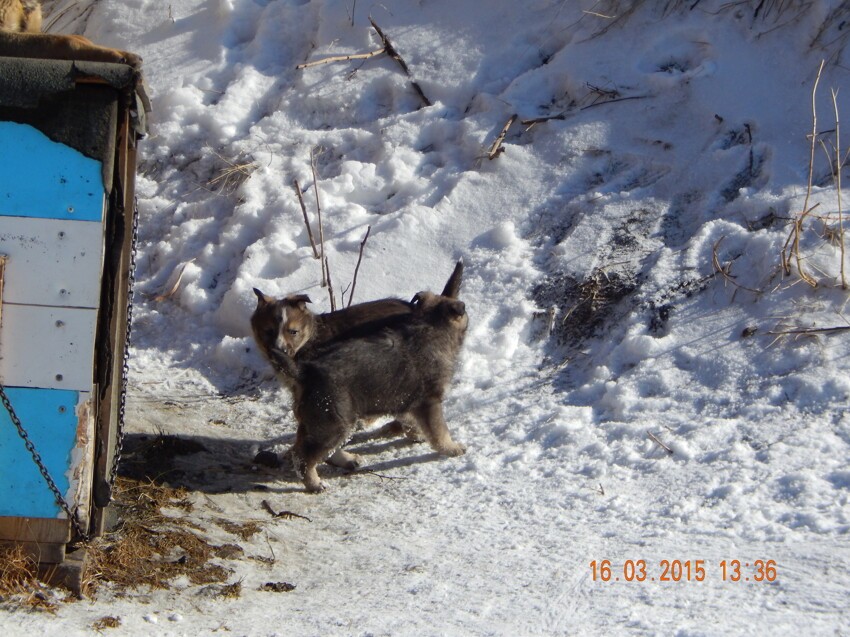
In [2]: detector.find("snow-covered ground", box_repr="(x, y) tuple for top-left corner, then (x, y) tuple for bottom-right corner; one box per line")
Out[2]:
(4, 0), (850, 634)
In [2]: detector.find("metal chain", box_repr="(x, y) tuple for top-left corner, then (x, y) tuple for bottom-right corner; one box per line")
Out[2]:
(0, 384), (90, 541)
(107, 195), (140, 490)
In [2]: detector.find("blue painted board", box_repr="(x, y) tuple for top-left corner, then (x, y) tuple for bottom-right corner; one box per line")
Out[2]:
(0, 387), (79, 518)
(0, 121), (104, 222)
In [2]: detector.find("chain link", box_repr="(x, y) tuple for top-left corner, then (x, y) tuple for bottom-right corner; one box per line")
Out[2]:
(107, 195), (140, 490)
(0, 384), (90, 541)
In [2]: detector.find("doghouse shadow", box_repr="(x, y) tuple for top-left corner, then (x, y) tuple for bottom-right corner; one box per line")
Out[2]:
(117, 427), (435, 494)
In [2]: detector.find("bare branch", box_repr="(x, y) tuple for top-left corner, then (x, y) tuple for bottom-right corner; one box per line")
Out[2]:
(369, 17), (431, 107)
(293, 179), (320, 259)
(296, 48), (386, 70)
(488, 114), (517, 160)
(347, 225), (372, 307)
(647, 431), (673, 455)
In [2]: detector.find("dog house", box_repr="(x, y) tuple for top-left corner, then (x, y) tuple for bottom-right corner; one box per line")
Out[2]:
(0, 55), (149, 587)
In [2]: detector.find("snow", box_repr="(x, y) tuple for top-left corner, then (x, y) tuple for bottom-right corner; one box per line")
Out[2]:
(4, 0), (850, 634)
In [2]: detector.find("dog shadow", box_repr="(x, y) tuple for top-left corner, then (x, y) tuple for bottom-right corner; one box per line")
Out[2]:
(116, 425), (436, 495)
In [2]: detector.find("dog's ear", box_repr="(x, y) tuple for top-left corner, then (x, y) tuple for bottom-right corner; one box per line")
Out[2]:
(286, 294), (312, 309)
(253, 288), (272, 306)
(445, 300), (465, 318)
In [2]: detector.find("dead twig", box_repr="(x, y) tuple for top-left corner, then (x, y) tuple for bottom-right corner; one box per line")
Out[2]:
(325, 255), (337, 311)
(261, 500), (312, 523)
(296, 48), (385, 70)
(487, 114), (517, 160)
(347, 225), (371, 307)
(154, 259), (196, 302)
(369, 17), (431, 107)
(830, 87), (847, 289)
(310, 147), (331, 302)
(766, 325), (850, 336)
(711, 236), (762, 294)
(647, 430), (674, 455)
(357, 469), (410, 481)
(293, 179), (320, 259)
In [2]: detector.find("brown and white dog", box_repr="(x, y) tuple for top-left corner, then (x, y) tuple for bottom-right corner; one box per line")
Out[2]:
(0, 0), (141, 67)
(267, 290), (469, 492)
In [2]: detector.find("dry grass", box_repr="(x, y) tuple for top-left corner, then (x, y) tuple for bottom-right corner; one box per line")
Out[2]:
(0, 544), (58, 611)
(87, 477), (235, 594)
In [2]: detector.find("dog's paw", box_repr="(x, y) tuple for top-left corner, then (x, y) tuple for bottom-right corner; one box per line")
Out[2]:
(328, 449), (362, 470)
(439, 441), (467, 457)
(305, 480), (327, 493)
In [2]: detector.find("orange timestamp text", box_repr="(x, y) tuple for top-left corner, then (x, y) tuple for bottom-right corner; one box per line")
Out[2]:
(589, 559), (778, 583)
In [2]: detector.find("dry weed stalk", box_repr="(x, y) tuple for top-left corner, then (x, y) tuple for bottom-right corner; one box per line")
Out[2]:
(310, 147), (333, 308)
(347, 225), (371, 307)
(0, 545), (55, 610)
(782, 60), (823, 287)
(647, 430), (673, 455)
(711, 236), (762, 295)
(207, 150), (257, 195)
(487, 114), (517, 160)
(296, 18), (430, 107)
(293, 178), (321, 259)
(828, 87), (847, 288)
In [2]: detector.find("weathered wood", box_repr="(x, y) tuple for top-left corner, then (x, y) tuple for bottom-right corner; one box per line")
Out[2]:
(92, 108), (135, 535)
(0, 516), (70, 545)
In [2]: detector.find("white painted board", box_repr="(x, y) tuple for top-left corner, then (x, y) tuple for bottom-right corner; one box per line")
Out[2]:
(0, 304), (97, 392)
(0, 216), (106, 309)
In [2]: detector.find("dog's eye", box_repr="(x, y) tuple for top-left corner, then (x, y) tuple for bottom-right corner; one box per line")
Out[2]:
(288, 329), (299, 336)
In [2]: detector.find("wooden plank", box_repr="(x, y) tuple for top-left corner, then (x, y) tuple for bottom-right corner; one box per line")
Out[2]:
(0, 254), (5, 327)
(0, 539), (66, 564)
(0, 305), (97, 391)
(0, 216), (106, 309)
(0, 517), (70, 545)
(92, 109), (134, 534)
(0, 388), (85, 519)
(0, 122), (105, 223)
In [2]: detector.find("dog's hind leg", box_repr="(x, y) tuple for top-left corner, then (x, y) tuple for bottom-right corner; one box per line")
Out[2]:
(328, 448), (362, 470)
(413, 399), (466, 457)
(372, 414), (427, 443)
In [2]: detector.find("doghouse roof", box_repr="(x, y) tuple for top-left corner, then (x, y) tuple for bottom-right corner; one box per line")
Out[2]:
(0, 57), (150, 193)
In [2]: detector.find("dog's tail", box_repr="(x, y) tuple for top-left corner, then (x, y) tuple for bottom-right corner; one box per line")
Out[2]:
(441, 258), (464, 298)
(267, 347), (300, 380)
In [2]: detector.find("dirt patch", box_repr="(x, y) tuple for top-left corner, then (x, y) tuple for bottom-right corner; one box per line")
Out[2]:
(533, 268), (638, 345)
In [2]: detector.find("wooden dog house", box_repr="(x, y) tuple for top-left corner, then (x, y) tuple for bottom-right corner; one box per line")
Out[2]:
(0, 55), (149, 588)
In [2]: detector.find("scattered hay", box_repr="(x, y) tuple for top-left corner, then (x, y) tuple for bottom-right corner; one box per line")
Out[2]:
(0, 544), (58, 611)
(215, 519), (263, 541)
(92, 616), (122, 630)
(87, 477), (233, 593)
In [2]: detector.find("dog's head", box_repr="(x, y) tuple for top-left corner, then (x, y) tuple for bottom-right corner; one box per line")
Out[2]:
(411, 290), (468, 333)
(251, 289), (315, 358)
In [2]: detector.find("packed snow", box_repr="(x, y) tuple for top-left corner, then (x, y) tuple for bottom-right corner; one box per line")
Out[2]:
(3, 0), (850, 634)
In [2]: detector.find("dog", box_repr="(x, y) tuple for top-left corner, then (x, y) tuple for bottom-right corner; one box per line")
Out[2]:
(268, 290), (468, 492)
(0, 0), (141, 68)
(251, 260), (463, 443)
(251, 259), (463, 361)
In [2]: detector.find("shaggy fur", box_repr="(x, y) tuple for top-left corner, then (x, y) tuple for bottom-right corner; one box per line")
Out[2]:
(268, 291), (469, 492)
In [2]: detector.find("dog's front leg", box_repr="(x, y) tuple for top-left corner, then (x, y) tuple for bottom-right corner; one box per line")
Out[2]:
(414, 399), (466, 457)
